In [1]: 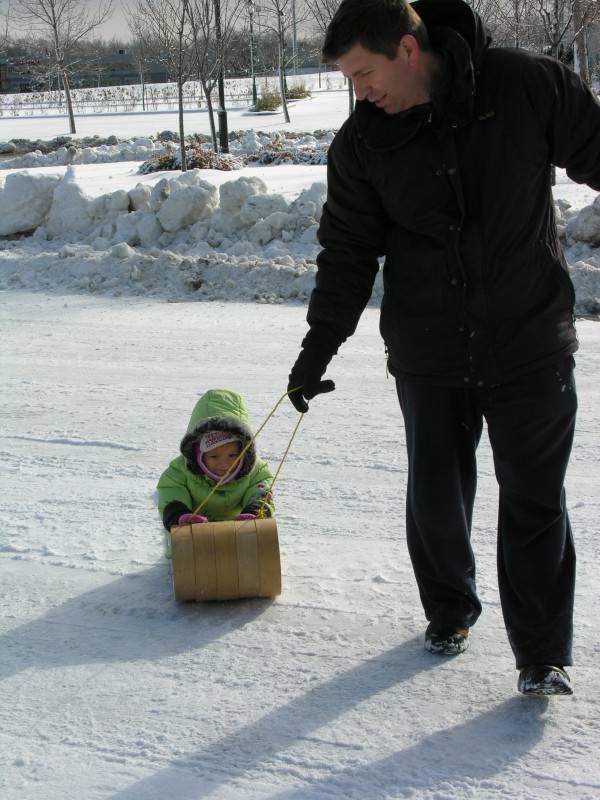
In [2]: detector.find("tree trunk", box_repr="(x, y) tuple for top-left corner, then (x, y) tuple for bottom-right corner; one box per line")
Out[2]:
(572, 0), (590, 84)
(61, 66), (76, 134)
(214, 0), (229, 154)
(278, 33), (290, 123)
(178, 80), (187, 171)
(217, 75), (229, 153)
(202, 80), (218, 152)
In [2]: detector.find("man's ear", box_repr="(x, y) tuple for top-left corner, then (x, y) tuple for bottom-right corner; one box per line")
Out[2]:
(399, 34), (420, 65)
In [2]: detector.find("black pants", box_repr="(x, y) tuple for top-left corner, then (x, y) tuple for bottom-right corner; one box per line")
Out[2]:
(396, 357), (577, 669)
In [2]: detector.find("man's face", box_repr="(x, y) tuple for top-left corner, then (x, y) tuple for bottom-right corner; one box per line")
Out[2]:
(337, 38), (426, 114)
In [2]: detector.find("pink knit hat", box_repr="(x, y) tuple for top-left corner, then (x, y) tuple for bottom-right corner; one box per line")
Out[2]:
(196, 430), (244, 484)
(199, 430), (241, 453)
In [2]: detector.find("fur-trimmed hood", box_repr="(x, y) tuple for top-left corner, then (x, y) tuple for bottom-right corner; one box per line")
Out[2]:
(179, 388), (256, 478)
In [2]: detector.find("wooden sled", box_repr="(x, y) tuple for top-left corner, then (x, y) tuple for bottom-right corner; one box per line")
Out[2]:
(170, 517), (281, 602)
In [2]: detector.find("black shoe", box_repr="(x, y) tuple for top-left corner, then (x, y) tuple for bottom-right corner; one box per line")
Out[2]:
(424, 622), (469, 655)
(518, 664), (573, 696)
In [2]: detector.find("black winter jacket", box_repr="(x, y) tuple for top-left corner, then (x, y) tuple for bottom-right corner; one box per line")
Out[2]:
(305, 0), (600, 387)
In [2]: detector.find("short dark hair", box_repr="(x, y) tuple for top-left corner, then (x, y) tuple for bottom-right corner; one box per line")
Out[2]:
(322, 0), (430, 62)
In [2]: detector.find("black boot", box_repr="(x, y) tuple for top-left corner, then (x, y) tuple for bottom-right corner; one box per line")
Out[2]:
(517, 665), (573, 695)
(424, 622), (470, 655)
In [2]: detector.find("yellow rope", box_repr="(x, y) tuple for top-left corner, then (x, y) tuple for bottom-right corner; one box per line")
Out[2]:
(188, 388), (303, 520)
(255, 410), (303, 518)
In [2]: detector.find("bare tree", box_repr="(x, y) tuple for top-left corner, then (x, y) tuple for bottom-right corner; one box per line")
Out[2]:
(1, 0), (11, 52)
(534, 0), (597, 79)
(536, 0), (572, 59)
(305, 0), (337, 36)
(127, 20), (161, 111)
(187, 0), (221, 151)
(305, 0), (355, 114)
(126, 0), (198, 170)
(259, 0), (311, 122)
(503, 0), (539, 47)
(14, 0), (113, 133)
(187, 0), (243, 153)
(571, 0), (599, 82)
(464, 0), (599, 77)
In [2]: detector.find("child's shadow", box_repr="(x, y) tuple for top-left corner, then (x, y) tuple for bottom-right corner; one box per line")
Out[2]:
(1, 562), (272, 681)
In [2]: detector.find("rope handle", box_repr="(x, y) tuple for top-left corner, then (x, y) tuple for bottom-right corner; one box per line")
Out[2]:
(188, 388), (303, 520)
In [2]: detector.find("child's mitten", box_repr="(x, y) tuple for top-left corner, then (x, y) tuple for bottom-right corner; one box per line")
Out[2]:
(236, 501), (272, 520)
(178, 513), (208, 525)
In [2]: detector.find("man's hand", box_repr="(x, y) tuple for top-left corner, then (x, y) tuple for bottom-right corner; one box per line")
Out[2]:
(288, 346), (336, 413)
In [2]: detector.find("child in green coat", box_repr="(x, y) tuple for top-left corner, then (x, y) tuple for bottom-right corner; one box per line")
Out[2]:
(157, 388), (275, 557)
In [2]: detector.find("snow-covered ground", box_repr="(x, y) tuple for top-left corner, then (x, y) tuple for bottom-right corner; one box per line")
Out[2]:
(1, 83), (600, 799)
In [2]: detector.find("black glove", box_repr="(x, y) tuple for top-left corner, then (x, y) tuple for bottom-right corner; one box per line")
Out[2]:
(288, 336), (337, 413)
(240, 501), (272, 518)
(163, 501), (192, 532)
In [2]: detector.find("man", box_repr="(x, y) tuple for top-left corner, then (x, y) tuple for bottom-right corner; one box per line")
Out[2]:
(287, 0), (600, 695)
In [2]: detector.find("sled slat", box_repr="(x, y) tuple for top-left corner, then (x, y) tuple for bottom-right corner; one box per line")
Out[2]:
(236, 522), (261, 598)
(193, 526), (218, 601)
(171, 526), (195, 601)
(214, 522), (239, 600)
(257, 518), (282, 597)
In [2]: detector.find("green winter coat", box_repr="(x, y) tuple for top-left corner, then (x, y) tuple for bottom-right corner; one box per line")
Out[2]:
(157, 389), (275, 548)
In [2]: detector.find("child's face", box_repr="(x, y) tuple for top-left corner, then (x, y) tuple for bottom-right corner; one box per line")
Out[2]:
(203, 441), (243, 476)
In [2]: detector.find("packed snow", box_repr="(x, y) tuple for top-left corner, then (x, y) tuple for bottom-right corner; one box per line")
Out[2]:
(1, 81), (600, 800)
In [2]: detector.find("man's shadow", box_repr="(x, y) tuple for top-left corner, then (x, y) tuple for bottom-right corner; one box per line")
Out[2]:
(1, 562), (273, 681)
(257, 696), (550, 800)
(104, 636), (549, 800)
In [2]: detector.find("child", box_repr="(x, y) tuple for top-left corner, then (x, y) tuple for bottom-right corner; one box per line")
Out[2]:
(157, 388), (275, 557)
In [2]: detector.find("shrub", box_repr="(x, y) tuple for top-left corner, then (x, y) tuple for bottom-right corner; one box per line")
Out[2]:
(252, 90), (281, 112)
(246, 132), (329, 165)
(286, 82), (311, 100)
(139, 135), (244, 173)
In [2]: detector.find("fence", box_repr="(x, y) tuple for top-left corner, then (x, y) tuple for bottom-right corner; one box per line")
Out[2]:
(0, 79), (275, 117)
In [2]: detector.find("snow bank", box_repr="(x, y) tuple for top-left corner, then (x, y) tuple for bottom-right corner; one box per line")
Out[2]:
(0, 165), (334, 304)
(565, 195), (600, 246)
(0, 171), (61, 235)
(25, 166), (327, 256)
(0, 137), (166, 169)
(0, 129), (333, 172)
(0, 126), (598, 315)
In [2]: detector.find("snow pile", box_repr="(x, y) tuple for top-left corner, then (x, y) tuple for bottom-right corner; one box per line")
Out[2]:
(0, 129), (335, 172)
(233, 130), (333, 166)
(0, 136), (166, 169)
(0, 120), (597, 315)
(0, 171), (61, 236)
(2, 164), (327, 247)
(0, 165), (337, 303)
(564, 194), (600, 246)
